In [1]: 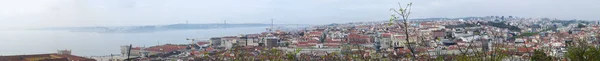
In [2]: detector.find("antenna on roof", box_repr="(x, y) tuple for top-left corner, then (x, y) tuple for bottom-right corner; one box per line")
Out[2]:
(271, 19), (274, 32)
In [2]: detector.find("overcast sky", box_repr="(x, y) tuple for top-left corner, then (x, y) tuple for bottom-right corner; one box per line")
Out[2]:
(0, 0), (598, 29)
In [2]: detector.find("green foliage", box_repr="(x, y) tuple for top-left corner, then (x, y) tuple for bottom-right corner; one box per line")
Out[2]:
(435, 55), (445, 61)
(286, 48), (302, 61)
(577, 24), (587, 28)
(483, 22), (521, 31)
(445, 23), (480, 28)
(531, 49), (552, 61)
(455, 54), (478, 61)
(565, 43), (600, 61)
(389, 2), (416, 59)
(453, 49), (507, 61)
(512, 27), (556, 39)
(490, 53), (508, 61)
(388, 15), (397, 26)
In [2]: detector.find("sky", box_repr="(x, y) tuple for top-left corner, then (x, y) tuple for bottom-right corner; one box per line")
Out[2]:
(0, 0), (599, 29)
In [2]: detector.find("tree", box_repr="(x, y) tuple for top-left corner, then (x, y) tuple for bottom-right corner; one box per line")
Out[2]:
(565, 40), (600, 61)
(286, 48), (302, 61)
(390, 2), (416, 59)
(452, 48), (507, 61)
(577, 23), (587, 28)
(531, 49), (552, 61)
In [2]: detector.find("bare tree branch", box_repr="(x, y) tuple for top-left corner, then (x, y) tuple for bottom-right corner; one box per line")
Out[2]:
(390, 2), (416, 59)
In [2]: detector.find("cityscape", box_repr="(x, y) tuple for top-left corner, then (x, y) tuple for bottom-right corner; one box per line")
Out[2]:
(1, 0), (600, 61)
(4, 16), (600, 61)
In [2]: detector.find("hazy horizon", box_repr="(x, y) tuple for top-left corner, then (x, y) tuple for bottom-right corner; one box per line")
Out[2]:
(0, 26), (272, 56)
(1, 0), (599, 29)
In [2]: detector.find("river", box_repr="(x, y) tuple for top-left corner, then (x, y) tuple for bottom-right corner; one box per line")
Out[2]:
(0, 26), (274, 56)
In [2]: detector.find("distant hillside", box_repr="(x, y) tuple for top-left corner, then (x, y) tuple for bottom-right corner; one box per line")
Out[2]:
(445, 23), (480, 28)
(479, 21), (521, 31)
(410, 17), (489, 21)
(39, 23), (277, 33)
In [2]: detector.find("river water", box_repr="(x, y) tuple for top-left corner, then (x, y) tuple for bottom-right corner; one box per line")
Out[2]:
(0, 26), (273, 56)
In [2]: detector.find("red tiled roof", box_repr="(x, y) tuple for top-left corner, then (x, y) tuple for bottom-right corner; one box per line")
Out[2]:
(382, 33), (392, 38)
(355, 26), (369, 28)
(197, 42), (209, 45)
(0, 54), (96, 61)
(307, 40), (320, 43)
(40, 58), (69, 61)
(518, 47), (534, 53)
(296, 44), (316, 47)
(205, 47), (214, 51)
(348, 33), (372, 44)
(396, 48), (412, 54)
(394, 36), (406, 39)
(448, 45), (459, 50)
(325, 38), (344, 43)
(432, 30), (446, 37)
(145, 44), (187, 52)
(298, 41), (309, 44)
(131, 47), (142, 50)
(326, 40), (343, 43)
(309, 31), (322, 35)
(53, 54), (96, 61)
(191, 51), (201, 55)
